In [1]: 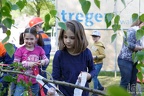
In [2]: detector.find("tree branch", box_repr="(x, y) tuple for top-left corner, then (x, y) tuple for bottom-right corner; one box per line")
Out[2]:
(0, 68), (107, 96)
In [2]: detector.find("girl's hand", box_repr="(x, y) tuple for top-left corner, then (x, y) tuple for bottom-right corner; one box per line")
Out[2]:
(28, 62), (40, 67)
(47, 87), (55, 96)
(37, 60), (46, 65)
(28, 62), (35, 67)
(40, 60), (46, 65)
(80, 72), (91, 80)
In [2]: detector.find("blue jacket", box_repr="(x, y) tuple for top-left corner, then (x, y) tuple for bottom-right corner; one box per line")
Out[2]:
(38, 31), (51, 59)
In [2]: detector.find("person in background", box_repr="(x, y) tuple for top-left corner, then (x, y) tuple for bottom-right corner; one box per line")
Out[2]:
(118, 19), (144, 95)
(13, 27), (49, 96)
(29, 17), (51, 94)
(47, 20), (96, 96)
(0, 24), (17, 96)
(0, 42), (15, 96)
(90, 30), (106, 96)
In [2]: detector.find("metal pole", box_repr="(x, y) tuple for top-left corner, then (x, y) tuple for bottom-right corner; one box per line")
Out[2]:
(114, 0), (118, 78)
(55, 0), (58, 51)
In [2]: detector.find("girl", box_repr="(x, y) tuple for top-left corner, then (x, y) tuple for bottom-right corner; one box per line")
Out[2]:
(14, 27), (49, 96)
(48, 20), (95, 96)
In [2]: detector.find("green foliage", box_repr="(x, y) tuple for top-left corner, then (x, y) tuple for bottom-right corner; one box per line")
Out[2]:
(16, 0), (27, 11)
(50, 10), (57, 17)
(2, 18), (14, 28)
(121, 0), (126, 7)
(136, 26), (144, 40)
(107, 85), (131, 96)
(111, 33), (117, 43)
(79, 0), (91, 15)
(4, 43), (15, 58)
(58, 22), (67, 31)
(94, 0), (100, 9)
(43, 13), (51, 31)
(132, 13), (139, 23)
(137, 71), (143, 82)
(139, 14), (144, 22)
(105, 13), (114, 28)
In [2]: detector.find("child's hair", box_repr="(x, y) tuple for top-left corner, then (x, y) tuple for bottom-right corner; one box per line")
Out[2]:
(58, 20), (88, 54)
(19, 27), (44, 46)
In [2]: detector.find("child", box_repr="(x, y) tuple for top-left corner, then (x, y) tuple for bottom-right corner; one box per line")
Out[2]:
(48, 20), (95, 96)
(13, 27), (49, 96)
(29, 17), (51, 94)
(90, 31), (106, 96)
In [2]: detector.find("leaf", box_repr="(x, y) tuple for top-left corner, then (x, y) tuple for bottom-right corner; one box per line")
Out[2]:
(43, 14), (51, 31)
(58, 22), (67, 31)
(4, 43), (15, 58)
(111, 33), (117, 43)
(44, 13), (50, 23)
(141, 66), (144, 74)
(6, 30), (11, 36)
(80, 0), (91, 15)
(5, 1), (12, 11)
(135, 51), (144, 61)
(1, 6), (11, 17)
(132, 52), (138, 63)
(105, 13), (114, 23)
(139, 14), (144, 22)
(2, 36), (9, 44)
(2, 18), (14, 29)
(121, 0), (126, 7)
(136, 64), (142, 71)
(43, 23), (51, 31)
(114, 15), (120, 24)
(132, 13), (138, 23)
(105, 13), (114, 28)
(137, 72), (143, 83)
(94, 0), (100, 9)
(16, 0), (27, 11)
(136, 29), (144, 40)
(11, 4), (19, 10)
(112, 24), (120, 32)
(107, 85), (131, 96)
(3, 75), (14, 82)
(50, 10), (57, 17)
(79, 0), (86, 5)
(49, 18), (55, 26)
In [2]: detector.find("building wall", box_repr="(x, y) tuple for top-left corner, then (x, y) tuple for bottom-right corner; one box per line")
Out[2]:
(56, 0), (144, 71)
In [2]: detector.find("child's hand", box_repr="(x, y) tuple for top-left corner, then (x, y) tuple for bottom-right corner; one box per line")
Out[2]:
(41, 60), (46, 65)
(80, 72), (91, 80)
(37, 60), (45, 65)
(28, 62), (39, 67)
(47, 87), (55, 96)
(28, 62), (35, 67)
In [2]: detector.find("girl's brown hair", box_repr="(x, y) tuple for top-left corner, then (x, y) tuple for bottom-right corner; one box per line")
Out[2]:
(19, 27), (44, 46)
(58, 20), (88, 54)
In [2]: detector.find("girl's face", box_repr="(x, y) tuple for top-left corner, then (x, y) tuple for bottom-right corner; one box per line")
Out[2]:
(92, 36), (100, 42)
(24, 33), (37, 48)
(63, 29), (75, 51)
